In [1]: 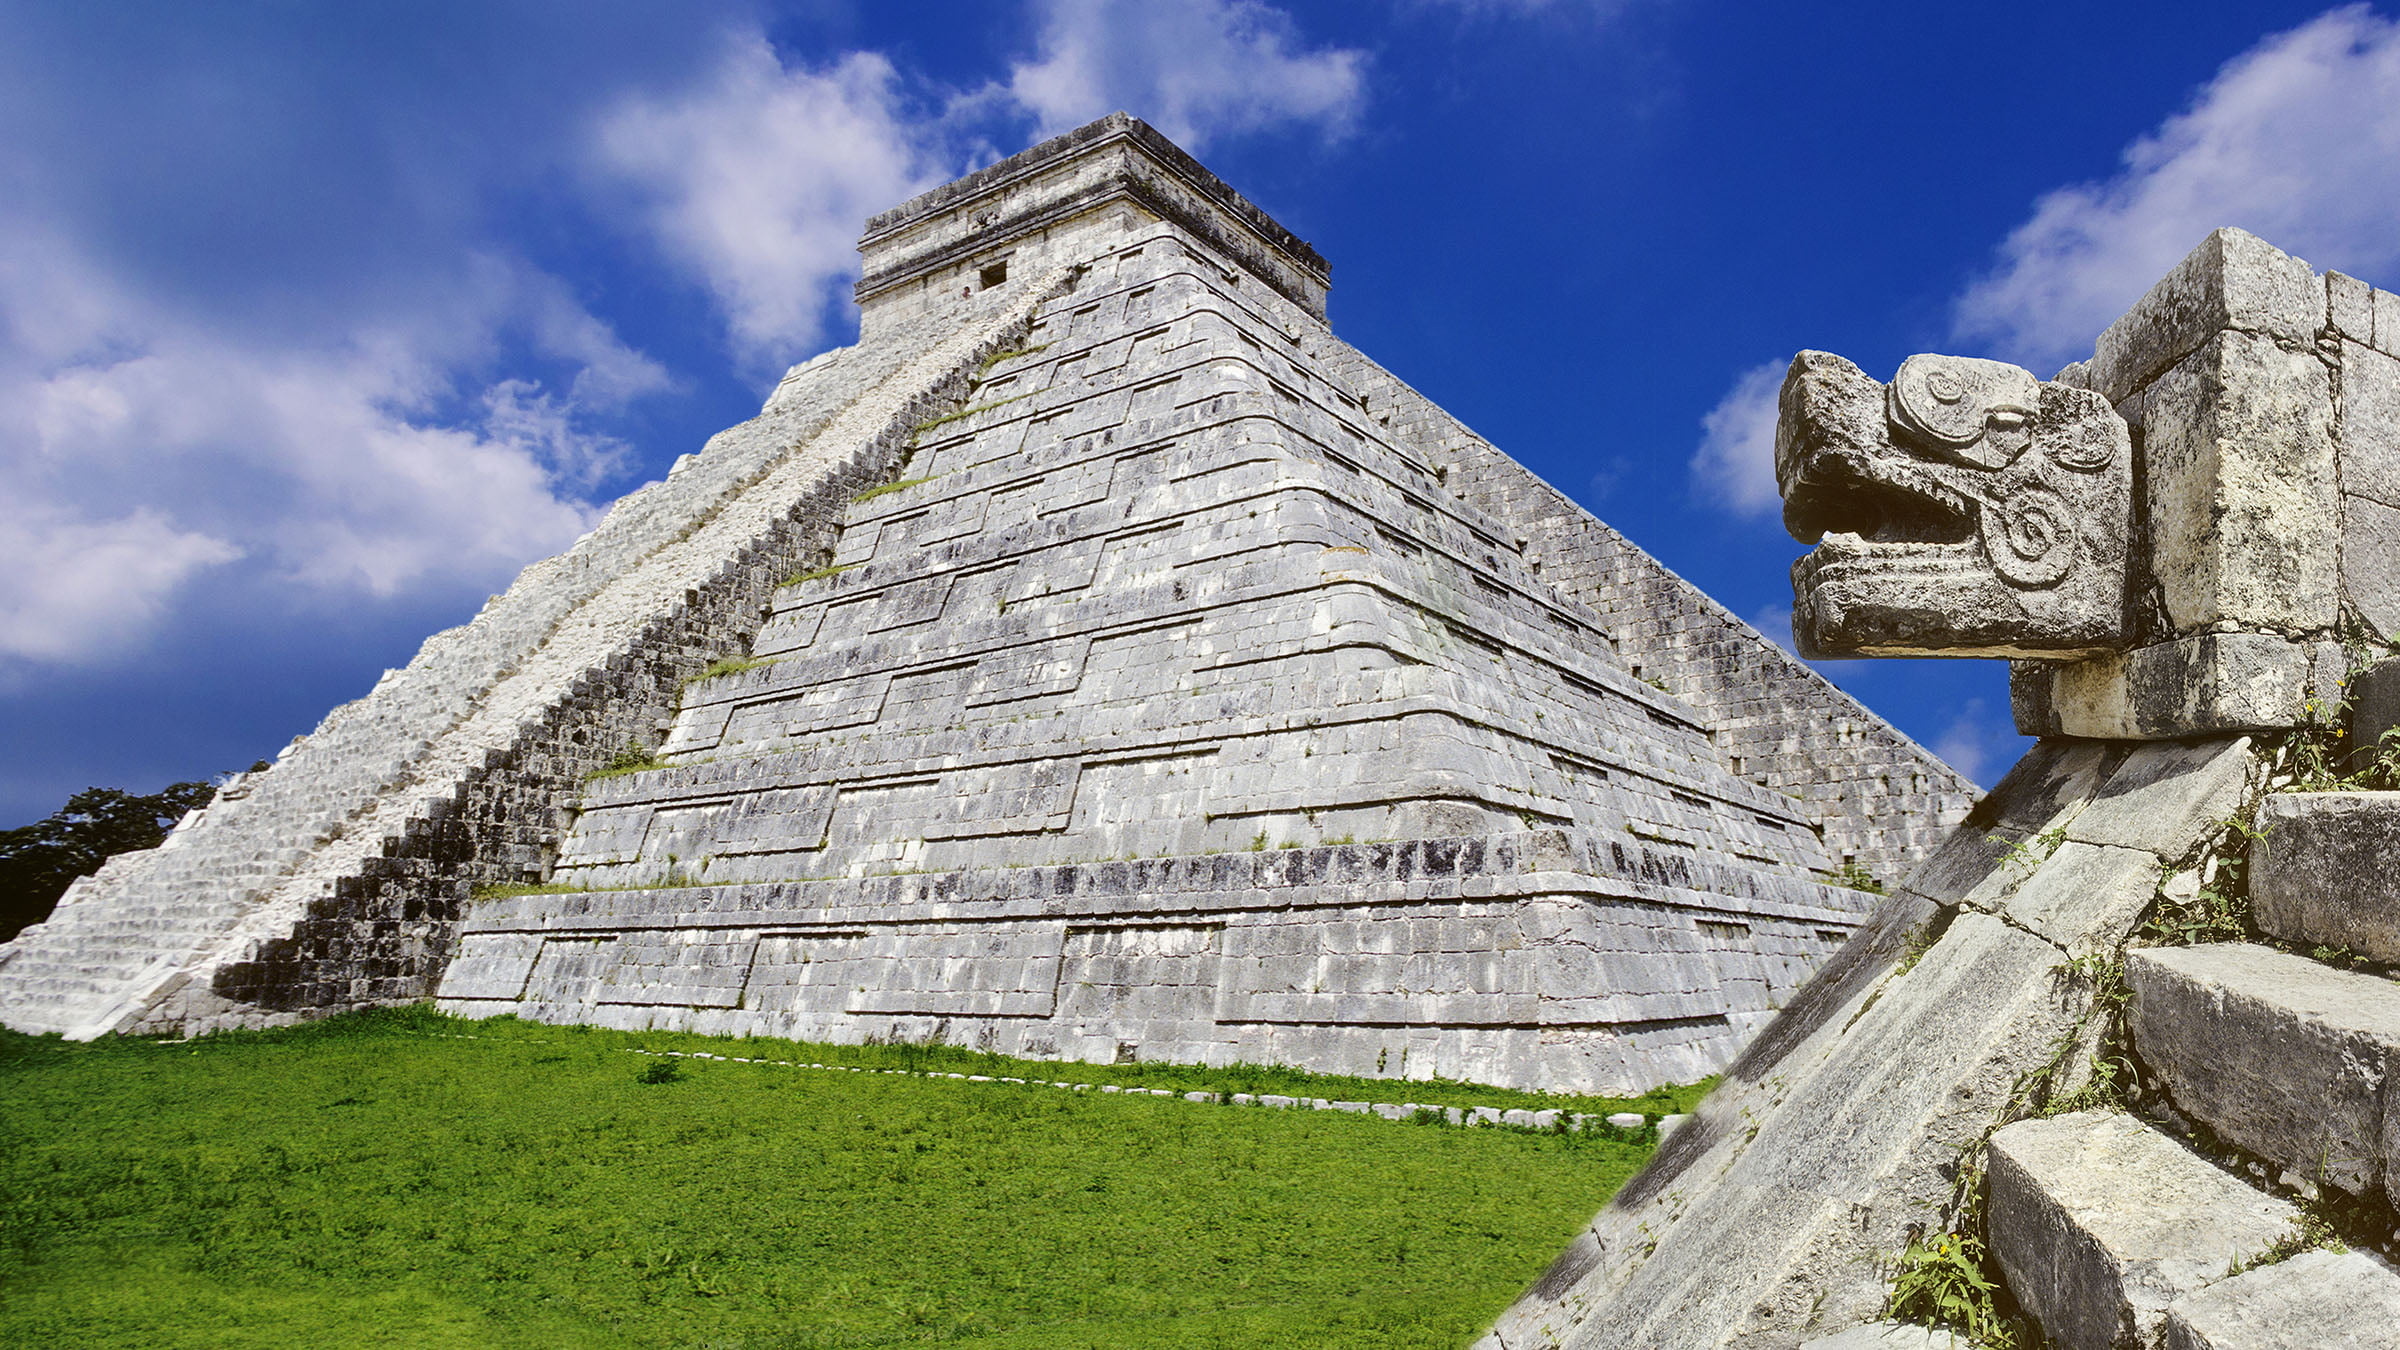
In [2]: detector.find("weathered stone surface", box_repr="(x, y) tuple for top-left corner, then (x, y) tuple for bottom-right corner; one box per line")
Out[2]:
(2328, 272), (2376, 347)
(2141, 329), (2339, 637)
(2379, 285), (2400, 360)
(1896, 738), (2121, 909)
(2347, 656), (2400, 770)
(2342, 493), (2400, 642)
(2086, 229), (2321, 404)
(1480, 731), (2278, 1347)
(2338, 340), (2400, 507)
(1777, 351), (2132, 660)
(1987, 1110), (2301, 1350)
(2033, 635), (2320, 740)
(2160, 1249), (2400, 1350)
(2248, 791), (2400, 964)
(2126, 943), (2400, 1201)
(2060, 735), (2253, 861)
(1795, 1325), (1957, 1350)
(1976, 841), (2158, 956)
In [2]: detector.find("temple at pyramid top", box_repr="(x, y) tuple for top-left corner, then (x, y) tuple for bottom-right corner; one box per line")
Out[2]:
(0, 116), (1972, 1094)
(855, 111), (1331, 331)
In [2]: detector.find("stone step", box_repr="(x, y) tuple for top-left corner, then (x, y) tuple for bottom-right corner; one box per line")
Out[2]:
(2161, 1249), (2400, 1348)
(2124, 943), (2400, 1204)
(2249, 791), (2400, 963)
(1987, 1109), (2303, 1349)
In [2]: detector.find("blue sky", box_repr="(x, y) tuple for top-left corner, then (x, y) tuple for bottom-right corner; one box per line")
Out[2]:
(3, 0), (2397, 823)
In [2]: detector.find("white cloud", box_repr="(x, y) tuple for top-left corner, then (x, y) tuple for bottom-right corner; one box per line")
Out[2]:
(1954, 4), (2400, 370)
(1003, 0), (1367, 149)
(1929, 697), (2029, 789)
(0, 506), (238, 662)
(0, 225), (634, 664)
(593, 40), (942, 367)
(1690, 359), (1785, 518)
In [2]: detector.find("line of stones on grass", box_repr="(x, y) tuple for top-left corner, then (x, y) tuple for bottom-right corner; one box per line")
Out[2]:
(405, 1029), (1682, 1136)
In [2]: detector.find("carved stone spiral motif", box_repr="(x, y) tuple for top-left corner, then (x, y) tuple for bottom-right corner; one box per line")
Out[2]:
(1981, 484), (2078, 587)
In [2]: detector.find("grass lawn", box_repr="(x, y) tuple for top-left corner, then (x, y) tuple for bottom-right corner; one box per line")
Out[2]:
(0, 1008), (1692, 1349)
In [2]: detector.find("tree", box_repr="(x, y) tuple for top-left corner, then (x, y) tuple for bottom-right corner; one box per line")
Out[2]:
(0, 764), (266, 942)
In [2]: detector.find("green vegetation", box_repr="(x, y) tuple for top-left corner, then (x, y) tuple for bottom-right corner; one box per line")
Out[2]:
(1885, 1222), (2016, 1348)
(0, 1008), (1687, 1349)
(972, 342), (1050, 381)
(911, 392), (1031, 437)
(687, 656), (770, 685)
(2227, 1213), (2343, 1277)
(585, 743), (669, 783)
(781, 562), (858, 588)
(850, 476), (936, 504)
(2140, 814), (2266, 948)
(1819, 861), (1885, 895)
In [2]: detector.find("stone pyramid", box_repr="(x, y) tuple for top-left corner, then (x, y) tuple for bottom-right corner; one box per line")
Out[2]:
(0, 116), (1969, 1094)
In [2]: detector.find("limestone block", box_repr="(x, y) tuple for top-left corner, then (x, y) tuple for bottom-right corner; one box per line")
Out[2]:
(2039, 634), (2315, 738)
(2342, 494), (2400, 642)
(2337, 341), (2400, 506)
(2061, 735), (2252, 860)
(2139, 330), (2338, 636)
(2328, 272), (2376, 346)
(2126, 943), (2400, 1201)
(2248, 791), (2400, 963)
(2380, 285), (2400, 360)
(2346, 656), (2400, 769)
(1974, 841), (2157, 956)
(2160, 1250), (2400, 1350)
(1986, 1111), (2301, 1350)
(2088, 229), (2322, 403)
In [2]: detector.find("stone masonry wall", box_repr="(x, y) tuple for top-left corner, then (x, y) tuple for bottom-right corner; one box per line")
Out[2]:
(1310, 344), (1975, 884)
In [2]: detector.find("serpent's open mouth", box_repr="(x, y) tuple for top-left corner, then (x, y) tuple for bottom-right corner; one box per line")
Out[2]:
(1784, 471), (1976, 563)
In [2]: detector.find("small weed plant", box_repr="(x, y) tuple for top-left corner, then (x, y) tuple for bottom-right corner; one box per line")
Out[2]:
(1886, 1227), (2015, 1348)
(686, 656), (768, 686)
(586, 742), (668, 782)
(2228, 1213), (2343, 1276)
(972, 341), (1050, 381)
(781, 561), (857, 588)
(850, 476), (936, 504)
(1821, 861), (1885, 895)
(1990, 825), (2066, 881)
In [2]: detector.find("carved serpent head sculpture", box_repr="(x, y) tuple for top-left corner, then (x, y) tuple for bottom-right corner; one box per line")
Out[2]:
(1776, 351), (2133, 661)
